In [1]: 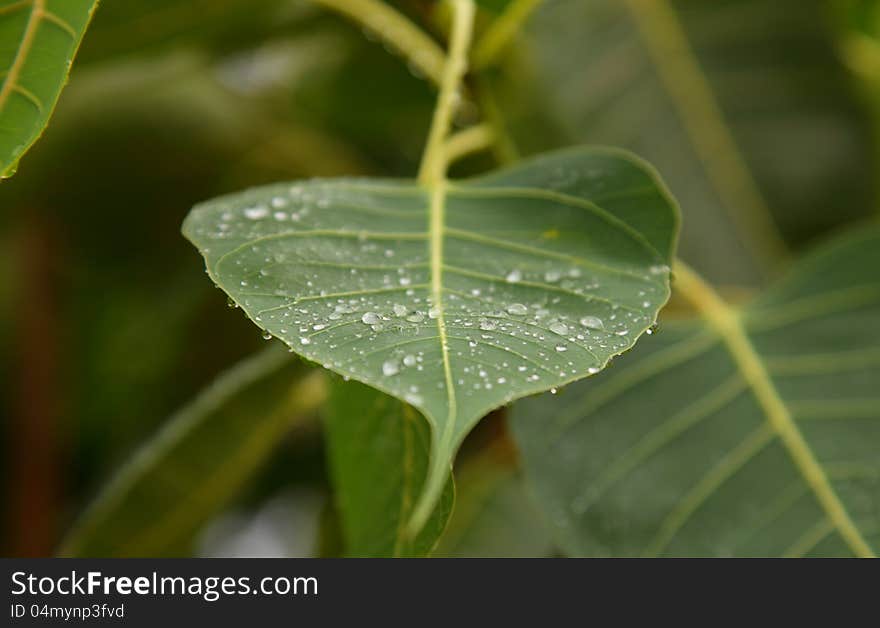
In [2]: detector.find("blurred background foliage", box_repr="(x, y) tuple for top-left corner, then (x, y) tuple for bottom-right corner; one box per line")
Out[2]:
(1, 0), (878, 556)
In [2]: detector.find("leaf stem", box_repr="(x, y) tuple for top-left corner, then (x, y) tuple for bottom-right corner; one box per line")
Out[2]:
(443, 122), (494, 165)
(474, 75), (520, 164)
(673, 259), (875, 558)
(312, 0), (446, 87)
(417, 0), (477, 185)
(472, 0), (543, 69)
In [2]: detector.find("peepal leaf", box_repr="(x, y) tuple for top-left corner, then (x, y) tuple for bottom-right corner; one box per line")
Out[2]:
(512, 226), (880, 557)
(0, 0), (98, 178)
(324, 380), (453, 557)
(183, 146), (678, 531)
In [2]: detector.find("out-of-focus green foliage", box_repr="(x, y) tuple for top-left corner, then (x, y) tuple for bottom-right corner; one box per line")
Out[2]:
(62, 348), (320, 557)
(512, 227), (880, 557)
(493, 0), (875, 285)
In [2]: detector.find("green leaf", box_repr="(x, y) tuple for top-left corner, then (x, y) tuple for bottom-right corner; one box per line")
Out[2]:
(0, 0), (98, 178)
(182, 146), (679, 532)
(511, 225), (880, 557)
(61, 348), (323, 557)
(324, 379), (453, 556)
(500, 0), (873, 284)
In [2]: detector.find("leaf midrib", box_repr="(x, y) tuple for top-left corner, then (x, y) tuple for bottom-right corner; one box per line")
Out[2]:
(428, 179), (458, 473)
(675, 262), (875, 558)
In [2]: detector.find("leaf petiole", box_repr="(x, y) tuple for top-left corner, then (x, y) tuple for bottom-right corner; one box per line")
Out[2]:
(472, 0), (543, 69)
(311, 0), (446, 87)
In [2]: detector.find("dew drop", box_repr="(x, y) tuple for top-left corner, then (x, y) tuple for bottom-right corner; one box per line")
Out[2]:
(261, 330), (272, 340)
(580, 316), (604, 330)
(362, 312), (381, 325)
(505, 269), (522, 283)
(428, 307), (441, 319)
(507, 303), (528, 316)
(393, 304), (408, 317)
(382, 360), (400, 376)
(244, 206), (268, 220)
(300, 336), (311, 345)
(549, 321), (569, 335)
(650, 264), (670, 276)
(403, 354), (417, 367)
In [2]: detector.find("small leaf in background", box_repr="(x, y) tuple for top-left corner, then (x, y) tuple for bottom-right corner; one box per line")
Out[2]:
(0, 0), (98, 178)
(499, 0), (873, 284)
(324, 379), (453, 557)
(183, 146), (679, 531)
(61, 347), (322, 557)
(512, 225), (880, 557)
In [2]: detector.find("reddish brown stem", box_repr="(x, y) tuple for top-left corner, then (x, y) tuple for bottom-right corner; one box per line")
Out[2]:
(7, 216), (63, 556)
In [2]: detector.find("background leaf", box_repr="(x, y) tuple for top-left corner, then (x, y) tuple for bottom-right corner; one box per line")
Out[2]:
(61, 347), (322, 557)
(0, 0), (98, 177)
(495, 0), (874, 284)
(183, 146), (679, 530)
(511, 225), (880, 557)
(324, 379), (453, 557)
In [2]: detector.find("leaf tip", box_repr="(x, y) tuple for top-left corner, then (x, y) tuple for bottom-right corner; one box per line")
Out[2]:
(405, 452), (452, 539)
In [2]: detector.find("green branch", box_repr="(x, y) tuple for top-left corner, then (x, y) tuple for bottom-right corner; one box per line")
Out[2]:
(443, 123), (494, 166)
(313, 0), (446, 87)
(417, 0), (477, 185)
(472, 0), (543, 69)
